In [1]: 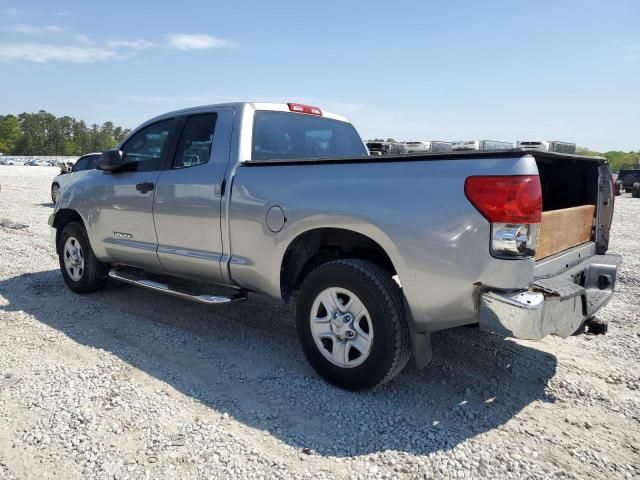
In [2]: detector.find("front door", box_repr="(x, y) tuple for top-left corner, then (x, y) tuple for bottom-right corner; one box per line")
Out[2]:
(153, 107), (235, 283)
(90, 118), (177, 272)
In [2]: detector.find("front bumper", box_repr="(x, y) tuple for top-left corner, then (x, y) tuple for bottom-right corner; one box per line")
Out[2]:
(479, 254), (621, 340)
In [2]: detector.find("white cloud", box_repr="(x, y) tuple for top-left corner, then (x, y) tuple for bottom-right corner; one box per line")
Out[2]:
(0, 32), (236, 63)
(9, 24), (63, 34)
(73, 34), (93, 45)
(0, 43), (116, 63)
(166, 33), (236, 50)
(1, 8), (31, 19)
(107, 39), (157, 50)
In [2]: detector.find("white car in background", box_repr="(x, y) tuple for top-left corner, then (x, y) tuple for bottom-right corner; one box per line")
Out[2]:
(50, 153), (100, 204)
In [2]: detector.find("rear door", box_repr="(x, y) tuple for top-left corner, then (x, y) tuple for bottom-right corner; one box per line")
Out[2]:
(89, 118), (177, 271)
(153, 107), (235, 282)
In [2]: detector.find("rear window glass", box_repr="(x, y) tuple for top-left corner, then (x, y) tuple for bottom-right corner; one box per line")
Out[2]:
(252, 111), (367, 160)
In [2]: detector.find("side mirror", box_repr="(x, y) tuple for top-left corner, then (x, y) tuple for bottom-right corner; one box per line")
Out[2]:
(98, 149), (125, 171)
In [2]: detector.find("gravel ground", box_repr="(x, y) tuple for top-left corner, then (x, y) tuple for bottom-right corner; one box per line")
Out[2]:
(0, 165), (639, 480)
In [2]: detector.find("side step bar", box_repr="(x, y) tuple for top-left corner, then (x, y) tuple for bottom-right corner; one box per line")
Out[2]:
(108, 269), (247, 305)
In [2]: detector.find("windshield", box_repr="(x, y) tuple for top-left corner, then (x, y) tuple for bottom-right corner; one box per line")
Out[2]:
(252, 111), (367, 160)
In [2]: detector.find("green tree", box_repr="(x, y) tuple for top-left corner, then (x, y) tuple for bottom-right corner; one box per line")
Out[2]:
(576, 147), (640, 172)
(0, 110), (131, 155)
(0, 115), (21, 154)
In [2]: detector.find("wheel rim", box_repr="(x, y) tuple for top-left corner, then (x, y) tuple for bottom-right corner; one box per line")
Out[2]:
(309, 287), (374, 368)
(63, 236), (84, 281)
(52, 185), (59, 203)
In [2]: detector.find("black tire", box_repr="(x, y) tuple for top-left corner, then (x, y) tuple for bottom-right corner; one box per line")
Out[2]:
(633, 182), (640, 198)
(296, 259), (411, 390)
(51, 183), (60, 204)
(58, 222), (108, 294)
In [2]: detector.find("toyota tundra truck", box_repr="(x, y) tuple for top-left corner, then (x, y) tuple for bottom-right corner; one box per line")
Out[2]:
(49, 102), (621, 390)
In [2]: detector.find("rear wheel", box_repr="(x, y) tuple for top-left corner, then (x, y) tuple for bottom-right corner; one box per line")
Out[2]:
(58, 222), (108, 293)
(296, 259), (411, 390)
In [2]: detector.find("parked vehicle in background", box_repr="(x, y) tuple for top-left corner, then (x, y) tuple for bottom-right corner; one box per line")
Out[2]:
(51, 153), (100, 204)
(517, 140), (577, 154)
(402, 141), (452, 153)
(429, 141), (452, 152)
(368, 141), (451, 155)
(451, 140), (513, 151)
(549, 141), (577, 154)
(612, 174), (622, 196)
(388, 142), (407, 155)
(517, 141), (550, 151)
(618, 169), (640, 193)
(451, 140), (480, 151)
(366, 141), (390, 155)
(480, 140), (513, 151)
(403, 141), (431, 153)
(50, 101), (619, 390)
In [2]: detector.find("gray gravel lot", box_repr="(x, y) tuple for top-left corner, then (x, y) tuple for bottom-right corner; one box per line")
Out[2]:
(0, 165), (639, 479)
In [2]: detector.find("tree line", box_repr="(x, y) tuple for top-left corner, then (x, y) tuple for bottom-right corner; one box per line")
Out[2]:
(576, 148), (640, 173)
(0, 111), (131, 156)
(1, 111), (638, 172)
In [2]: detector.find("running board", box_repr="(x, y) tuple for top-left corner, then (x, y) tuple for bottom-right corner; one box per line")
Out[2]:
(108, 269), (247, 305)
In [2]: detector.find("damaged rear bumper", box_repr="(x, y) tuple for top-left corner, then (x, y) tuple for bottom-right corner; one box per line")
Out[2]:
(479, 254), (621, 340)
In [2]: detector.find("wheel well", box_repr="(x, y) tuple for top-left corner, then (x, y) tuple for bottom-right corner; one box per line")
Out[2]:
(52, 209), (84, 252)
(280, 228), (396, 302)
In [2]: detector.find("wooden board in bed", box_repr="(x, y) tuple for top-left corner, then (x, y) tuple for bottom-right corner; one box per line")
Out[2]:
(535, 205), (596, 260)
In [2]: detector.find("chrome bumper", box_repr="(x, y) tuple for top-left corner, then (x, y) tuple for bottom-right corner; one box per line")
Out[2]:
(479, 254), (622, 340)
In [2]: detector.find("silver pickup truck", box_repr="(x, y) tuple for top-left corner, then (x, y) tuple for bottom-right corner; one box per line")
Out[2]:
(50, 101), (621, 390)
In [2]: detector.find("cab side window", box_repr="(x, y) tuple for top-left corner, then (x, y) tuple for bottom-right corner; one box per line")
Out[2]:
(86, 154), (100, 170)
(121, 119), (174, 172)
(71, 157), (88, 172)
(172, 114), (217, 169)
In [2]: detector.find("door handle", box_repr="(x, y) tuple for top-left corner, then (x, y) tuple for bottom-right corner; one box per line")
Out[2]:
(136, 181), (155, 194)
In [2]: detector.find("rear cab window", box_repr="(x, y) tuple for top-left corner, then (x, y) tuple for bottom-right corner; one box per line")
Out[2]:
(251, 111), (367, 160)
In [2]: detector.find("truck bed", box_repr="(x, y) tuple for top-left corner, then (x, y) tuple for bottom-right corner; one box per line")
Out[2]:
(241, 149), (609, 262)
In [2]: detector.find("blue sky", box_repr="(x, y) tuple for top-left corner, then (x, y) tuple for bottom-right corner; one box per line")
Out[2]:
(0, 0), (638, 151)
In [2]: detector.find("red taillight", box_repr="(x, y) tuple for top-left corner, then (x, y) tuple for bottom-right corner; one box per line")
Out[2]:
(287, 102), (322, 116)
(464, 175), (542, 224)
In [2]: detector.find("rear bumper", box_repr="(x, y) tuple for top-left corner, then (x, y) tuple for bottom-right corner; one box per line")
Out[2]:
(479, 254), (621, 340)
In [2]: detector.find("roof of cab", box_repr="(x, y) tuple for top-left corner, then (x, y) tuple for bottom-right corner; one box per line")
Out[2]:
(141, 102), (350, 126)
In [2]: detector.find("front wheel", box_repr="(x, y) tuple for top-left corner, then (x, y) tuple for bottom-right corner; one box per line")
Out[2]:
(58, 222), (108, 294)
(632, 182), (640, 198)
(51, 183), (60, 204)
(296, 259), (411, 390)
